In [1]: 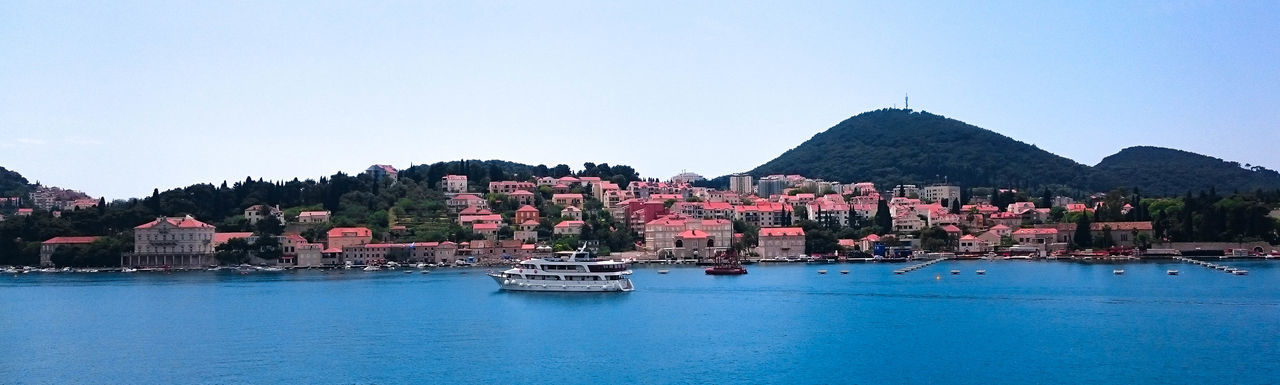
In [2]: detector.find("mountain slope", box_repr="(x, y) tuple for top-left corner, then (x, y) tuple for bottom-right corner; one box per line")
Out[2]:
(0, 166), (31, 197)
(1093, 146), (1280, 196)
(748, 109), (1095, 190)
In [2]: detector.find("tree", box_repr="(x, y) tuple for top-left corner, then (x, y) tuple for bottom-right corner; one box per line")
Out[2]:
(1097, 225), (1115, 248)
(1040, 188), (1052, 208)
(1073, 212), (1093, 249)
(215, 238), (253, 265)
(874, 199), (892, 234)
(254, 214), (284, 236)
(254, 235), (283, 263)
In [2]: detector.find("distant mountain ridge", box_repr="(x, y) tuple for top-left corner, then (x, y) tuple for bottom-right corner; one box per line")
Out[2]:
(727, 109), (1280, 196)
(1093, 146), (1280, 196)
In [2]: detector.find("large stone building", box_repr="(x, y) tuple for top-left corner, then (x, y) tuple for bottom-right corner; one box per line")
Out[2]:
(755, 176), (788, 198)
(40, 236), (99, 267)
(644, 215), (732, 255)
(126, 215), (217, 268)
(327, 227), (373, 250)
(921, 184), (961, 204)
(244, 204), (283, 225)
(442, 175), (468, 193)
(757, 227), (805, 259)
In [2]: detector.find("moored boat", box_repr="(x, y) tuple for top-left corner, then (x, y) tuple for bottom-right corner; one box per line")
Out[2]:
(705, 249), (748, 275)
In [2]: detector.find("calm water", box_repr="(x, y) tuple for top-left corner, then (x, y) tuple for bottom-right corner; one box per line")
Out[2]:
(3, 260), (1279, 384)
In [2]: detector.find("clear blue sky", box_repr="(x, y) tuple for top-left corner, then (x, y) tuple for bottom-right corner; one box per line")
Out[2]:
(3, 1), (1278, 200)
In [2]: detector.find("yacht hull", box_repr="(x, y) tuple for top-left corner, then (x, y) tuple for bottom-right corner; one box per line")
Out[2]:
(488, 274), (634, 292)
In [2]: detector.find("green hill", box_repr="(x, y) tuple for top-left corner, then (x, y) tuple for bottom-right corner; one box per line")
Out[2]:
(0, 166), (31, 197)
(746, 109), (1096, 191)
(1093, 146), (1280, 196)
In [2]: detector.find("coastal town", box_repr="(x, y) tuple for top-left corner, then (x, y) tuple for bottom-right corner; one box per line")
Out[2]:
(6, 163), (1277, 272)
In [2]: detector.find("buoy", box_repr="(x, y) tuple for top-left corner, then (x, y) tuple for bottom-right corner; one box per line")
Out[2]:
(936, 274), (941, 280)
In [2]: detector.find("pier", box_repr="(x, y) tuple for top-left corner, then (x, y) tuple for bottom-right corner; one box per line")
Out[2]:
(1174, 256), (1249, 275)
(893, 257), (948, 275)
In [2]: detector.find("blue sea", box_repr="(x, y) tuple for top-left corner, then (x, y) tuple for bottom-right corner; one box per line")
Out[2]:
(2, 260), (1278, 384)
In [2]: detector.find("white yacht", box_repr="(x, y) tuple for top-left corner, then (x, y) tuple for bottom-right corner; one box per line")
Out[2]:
(488, 247), (634, 292)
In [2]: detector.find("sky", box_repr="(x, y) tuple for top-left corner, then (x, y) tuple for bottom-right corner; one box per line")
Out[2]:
(2, 1), (1278, 200)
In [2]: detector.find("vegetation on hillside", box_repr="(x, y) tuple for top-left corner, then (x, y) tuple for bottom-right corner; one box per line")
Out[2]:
(0, 161), (641, 266)
(1093, 146), (1280, 197)
(747, 109), (1096, 192)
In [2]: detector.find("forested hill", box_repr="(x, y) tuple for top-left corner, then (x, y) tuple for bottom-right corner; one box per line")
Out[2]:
(0, 166), (31, 197)
(1093, 146), (1280, 196)
(746, 109), (1096, 191)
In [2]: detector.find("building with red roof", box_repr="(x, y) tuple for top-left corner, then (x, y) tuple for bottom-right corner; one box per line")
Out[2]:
(365, 164), (398, 181)
(643, 215), (732, 254)
(327, 227), (373, 250)
(553, 220), (585, 236)
(127, 215), (217, 268)
(515, 205), (540, 224)
(488, 180), (536, 195)
(442, 175), (468, 193)
(758, 227), (805, 258)
(552, 193), (584, 208)
(509, 189), (536, 205)
(39, 236), (100, 266)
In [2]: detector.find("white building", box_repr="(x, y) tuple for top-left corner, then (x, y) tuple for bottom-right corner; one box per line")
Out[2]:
(442, 175), (468, 193)
(729, 174), (753, 195)
(921, 185), (961, 204)
(126, 215), (217, 268)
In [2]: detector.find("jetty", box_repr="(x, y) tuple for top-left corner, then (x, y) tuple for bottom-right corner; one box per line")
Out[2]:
(893, 257), (948, 275)
(1174, 256), (1249, 276)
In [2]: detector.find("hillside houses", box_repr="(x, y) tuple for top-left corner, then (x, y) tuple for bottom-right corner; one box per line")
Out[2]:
(58, 165), (1170, 270)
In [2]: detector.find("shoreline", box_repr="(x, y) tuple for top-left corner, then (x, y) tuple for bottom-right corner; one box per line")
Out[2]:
(6, 256), (1278, 275)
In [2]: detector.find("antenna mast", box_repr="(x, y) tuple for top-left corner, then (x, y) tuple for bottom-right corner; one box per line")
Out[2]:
(905, 94), (909, 109)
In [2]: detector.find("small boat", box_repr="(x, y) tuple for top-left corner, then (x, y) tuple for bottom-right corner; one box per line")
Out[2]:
(976, 270), (986, 275)
(818, 270), (828, 274)
(404, 270), (413, 274)
(657, 270), (670, 274)
(1113, 269), (1125, 275)
(1167, 269), (1179, 275)
(259, 266), (284, 272)
(1233, 270), (1249, 275)
(420, 270), (429, 274)
(840, 270), (849, 274)
(363, 266), (381, 271)
(950, 270), (960, 275)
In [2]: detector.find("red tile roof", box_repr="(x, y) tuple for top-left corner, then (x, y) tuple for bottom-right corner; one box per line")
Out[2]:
(516, 205), (539, 212)
(135, 216), (213, 229)
(760, 227), (805, 237)
(677, 229), (709, 239)
(42, 236), (98, 245)
(1092, 222), (1153, 231)
(327, 227), (372, 238)
(555, 220), (585, 228)
(213, 232), (254, 244)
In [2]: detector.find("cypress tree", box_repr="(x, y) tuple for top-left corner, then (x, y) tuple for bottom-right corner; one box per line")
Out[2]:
(875, 199), (892, 234)
(1074, 211), (1093, 249)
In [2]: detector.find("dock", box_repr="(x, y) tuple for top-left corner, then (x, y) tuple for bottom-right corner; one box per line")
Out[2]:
(893, 257), (948, 275)
(1174, 256), (1248, 276)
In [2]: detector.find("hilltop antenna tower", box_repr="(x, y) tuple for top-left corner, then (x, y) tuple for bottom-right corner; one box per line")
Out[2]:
(905, 94), (909, 109)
